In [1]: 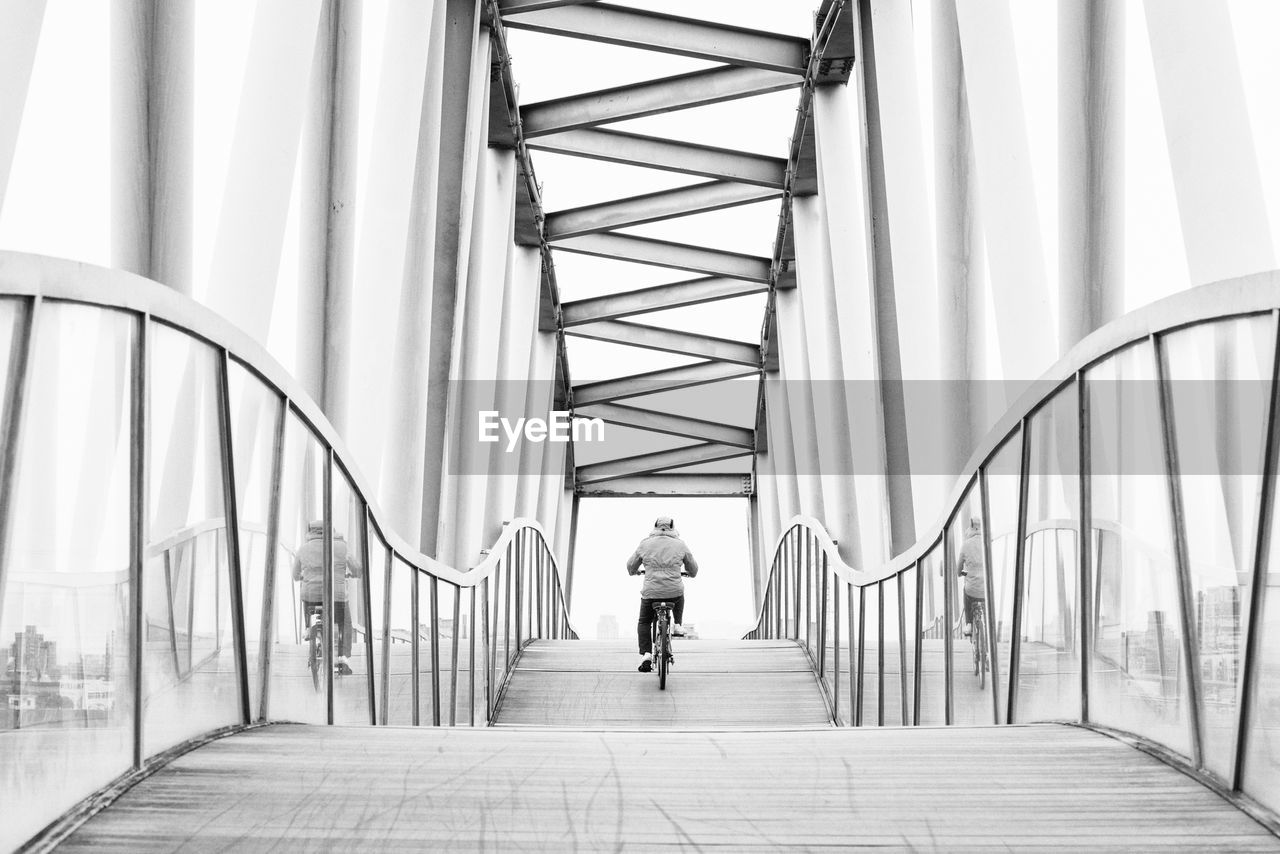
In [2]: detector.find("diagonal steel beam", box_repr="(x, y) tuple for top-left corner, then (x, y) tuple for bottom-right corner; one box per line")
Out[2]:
(566, 319), (760, 366)
(573, 361), (759, 406)
(546, 180), (781, 239)
(520, 66), (800, 137)
(502, 4), (808, 74)
(578, 402), (754, 448)
(577, 472), (753, 497)
(553, 233), (772, 282)
(527, 128), (787, 188)
(498, 0), (601, 12)
(577, 442), (752, 484)
(562, 276), (767, 326)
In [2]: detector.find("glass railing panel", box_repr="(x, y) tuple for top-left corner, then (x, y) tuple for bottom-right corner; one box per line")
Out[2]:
(918, 543), (946, 725)
(1242, 467), (1280, 815)
(1163, 315), (1275, 779)
(985, 434), (1022, 724)
(366, 524), (389, 725)
(882, 576), (904, 726)
(821, 565), (839, 724)
(1088, 342), (1192, 756)
(330, 466), (370, 726)
(1016, 382), (1081, 723)
(0, 302), (133, 851)
(949, 488), (993, 725)
(900, 566), (919, 725)
(862, 580), (882, 725)
(847, 575), (861, 723)
(386, 557), (414, 726)
(460, 585), (480, 725)
(491, 560), (509, 699)
(418, 574), (438, 724)
(143, 323), (238, 755)
(227, 358), (281, 721)
(267, 411), (327, 724)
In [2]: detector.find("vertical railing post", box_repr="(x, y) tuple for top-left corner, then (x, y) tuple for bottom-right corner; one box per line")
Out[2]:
(1233, 309), (1280, 790)
(1008, 419), (1032, 724)
(257, 391), (287, 721)
(1077, 371), (1093, 724)
(130, 312), (149, 767)
(450, 582), (461, 726)
(855, 584), (865, 726)
(898, 571), (908, 725)
(431, 576), (441, 725)
(978, 464), (1001, 725)
(913, 559), (924, 726)
(514, 529), (524, 649)
(322, 447), (334, 725)
(1152, 334), (1204, 767)
(215, 349), (252, 726)
(358, 507), (375, 725)
(468, 585), (476, 726)
(944, 524), (955, 726)
(832, 565), (841, 725)
(379, 544), (391, 725)
(818, 550), (828, 678)
(877, 581), (885, 726)
(0, 296), (37, 644)
(410, 567), (420, 726)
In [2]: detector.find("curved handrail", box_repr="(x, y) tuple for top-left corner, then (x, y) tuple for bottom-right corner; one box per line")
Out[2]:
(745, 269), (1280, 830)
(0, 251), (575, 601)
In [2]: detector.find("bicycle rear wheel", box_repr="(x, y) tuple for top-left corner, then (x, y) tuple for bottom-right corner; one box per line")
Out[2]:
(973, 609), (987, 689)
(657, 621), (668, 690)
(309, 631), (322, 692)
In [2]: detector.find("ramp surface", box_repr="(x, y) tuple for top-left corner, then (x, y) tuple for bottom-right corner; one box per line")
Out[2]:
(494, 639), (832, 728)
(59, 724), (1278, 851)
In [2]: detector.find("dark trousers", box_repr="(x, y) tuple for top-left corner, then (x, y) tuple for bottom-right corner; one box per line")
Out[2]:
(303, 599), (351, 657)
(637, 596), (684, 655)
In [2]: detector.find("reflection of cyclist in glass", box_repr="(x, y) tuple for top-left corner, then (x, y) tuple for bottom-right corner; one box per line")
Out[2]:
(956, 518), (985, 637)
(294, 520), (362, 675)
(626, 516), (698, 673)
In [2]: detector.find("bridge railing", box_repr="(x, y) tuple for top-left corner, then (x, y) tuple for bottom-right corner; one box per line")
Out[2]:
(747, 270), (1280, 830)
(0, 252), (576, 852)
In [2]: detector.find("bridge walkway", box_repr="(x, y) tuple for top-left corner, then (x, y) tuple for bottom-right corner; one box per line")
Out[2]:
(57, 723), (1278, 851)
(493, 639), (832, 728)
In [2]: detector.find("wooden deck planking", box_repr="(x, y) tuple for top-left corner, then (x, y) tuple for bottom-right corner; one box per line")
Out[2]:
(494, 639), (833, 728)
(58, 724), (1280, 851)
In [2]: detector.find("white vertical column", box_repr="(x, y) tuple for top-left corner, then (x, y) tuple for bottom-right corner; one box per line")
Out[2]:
(297, 0), (360, 430)
(1059, 0), (1124, 354)
(438, 139), (515, 570)
(954, 0), (1055, 384)
(773, 286), (826, 523)
(421, 0), (485, 556)
(380, 0), (450, 541)
(0, 1), (46, 218)
(1144, 0), (1276, 285)
(515, 276), (559, 522)
(110, 0), (194, 294)
(793, 193), (861, 566)
(485, 244), (542, 534)
(811, 82), (891, 566)
(931, 0), (982, 524)
(205, 0), (325, 343)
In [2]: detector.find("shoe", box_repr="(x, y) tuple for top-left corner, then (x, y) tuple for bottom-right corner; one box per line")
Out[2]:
(638, 657), (653, 673)
(963, 625), (972, 638)
(671, 624), (686, 637)
(338, 662), (353, 676)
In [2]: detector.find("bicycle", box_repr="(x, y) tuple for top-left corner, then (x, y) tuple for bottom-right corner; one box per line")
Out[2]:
(969, 597), (989, 689)
(638, 569), (687, 690)
(305, 605), (324, 692)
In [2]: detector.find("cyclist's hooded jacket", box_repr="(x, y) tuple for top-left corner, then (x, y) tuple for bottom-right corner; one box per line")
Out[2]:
(293, 521), (360, 602)
(626, 526), (698, 599)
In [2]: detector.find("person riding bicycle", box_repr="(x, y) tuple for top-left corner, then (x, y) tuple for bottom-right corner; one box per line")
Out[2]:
(626, 516), (698, 673)
(293, 520), (362, 675)
(955, 517), (985, 637)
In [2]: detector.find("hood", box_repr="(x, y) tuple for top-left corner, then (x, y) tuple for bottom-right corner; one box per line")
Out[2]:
(649, 527), (680, 539)
(306, 521), (324, 539)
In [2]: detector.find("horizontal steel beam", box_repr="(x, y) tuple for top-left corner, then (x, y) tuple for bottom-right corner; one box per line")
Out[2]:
(577, 402), (754, 448)
(577, 442), (752, 484)
(521, 66), (800, 137)
(527, 128), (787, 188)
(552, 233), (772, 282)
(562, 276), (767, 326)
(573, 361), (759, 406)
(566, 319), (760, 365)
(546, 180), (781, 239)
(502, 4), (808, 74)
(577, 472), (753, 497)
